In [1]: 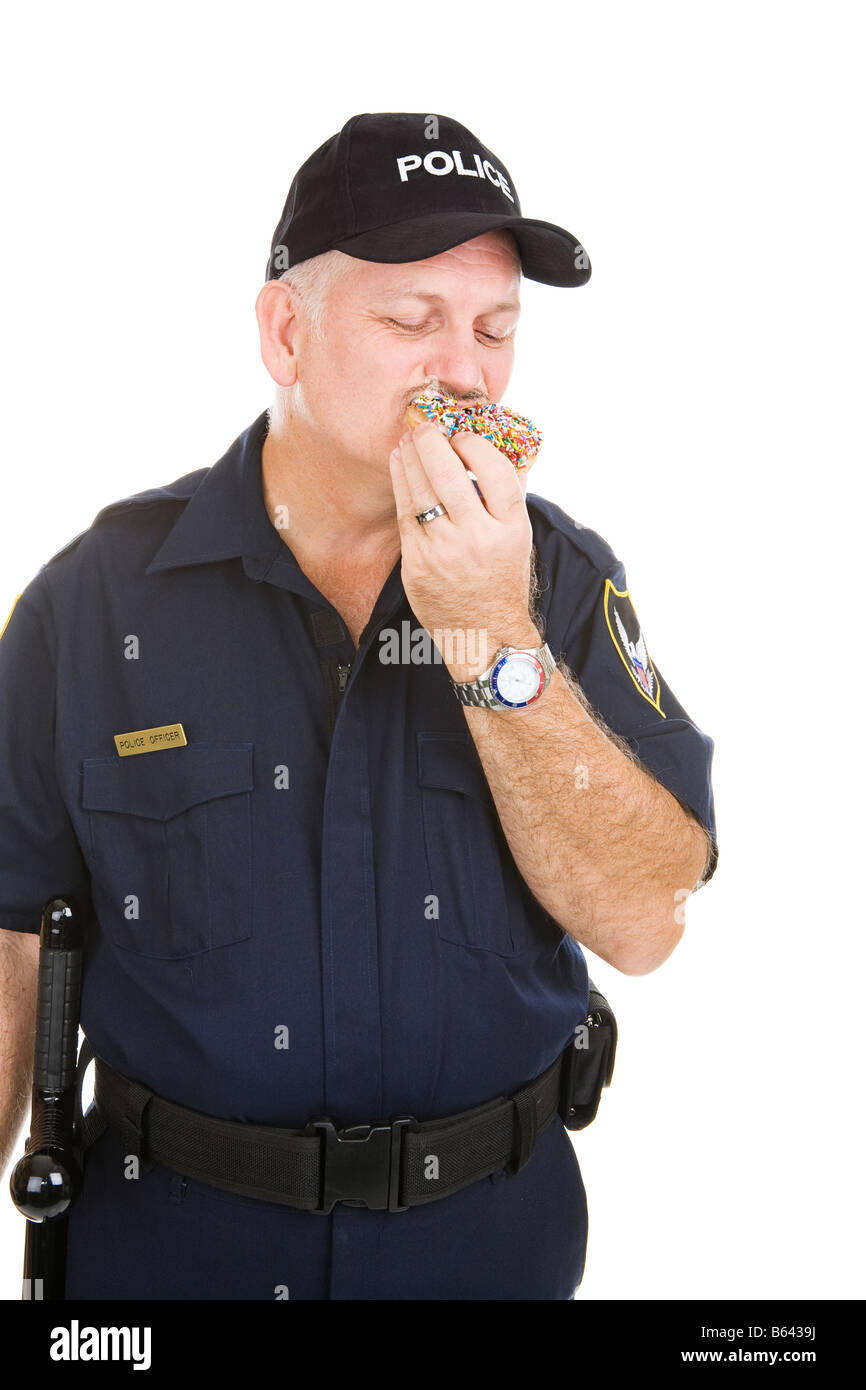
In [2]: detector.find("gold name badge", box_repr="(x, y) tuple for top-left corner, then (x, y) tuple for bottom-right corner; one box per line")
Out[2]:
(114, 723), (187, 757)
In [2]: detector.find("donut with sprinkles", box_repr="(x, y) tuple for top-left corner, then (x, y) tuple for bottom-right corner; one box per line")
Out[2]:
(405, 390), (542, 469)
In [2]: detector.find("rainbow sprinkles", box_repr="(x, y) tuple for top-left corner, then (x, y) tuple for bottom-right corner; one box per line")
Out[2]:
(405, 390), (543, 470)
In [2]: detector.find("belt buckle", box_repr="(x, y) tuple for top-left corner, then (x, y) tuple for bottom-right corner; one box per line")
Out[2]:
(304, 1115), (415, 1214)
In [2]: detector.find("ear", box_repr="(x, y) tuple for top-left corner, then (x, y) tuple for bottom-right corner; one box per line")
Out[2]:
(255, 281), (299, 388)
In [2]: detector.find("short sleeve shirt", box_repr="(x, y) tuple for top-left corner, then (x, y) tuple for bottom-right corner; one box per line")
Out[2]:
(0, 410), (717, 1299)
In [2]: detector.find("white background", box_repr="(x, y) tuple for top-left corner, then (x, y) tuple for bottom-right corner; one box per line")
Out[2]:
(0, 0), (863, 1302)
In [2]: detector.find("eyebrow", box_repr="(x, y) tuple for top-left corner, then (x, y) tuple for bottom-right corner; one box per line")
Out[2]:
(375, 290), (520, 314)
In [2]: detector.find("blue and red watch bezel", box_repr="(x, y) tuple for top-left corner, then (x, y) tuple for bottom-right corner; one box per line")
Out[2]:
(489, 650), (547, 708)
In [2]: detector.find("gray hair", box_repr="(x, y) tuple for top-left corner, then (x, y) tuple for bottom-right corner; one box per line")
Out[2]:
(276, 229), (521, 341)
(276, 249), (358, 340)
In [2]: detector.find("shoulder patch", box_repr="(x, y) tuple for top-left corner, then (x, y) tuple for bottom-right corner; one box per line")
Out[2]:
(603, 578), (665, 716)
(0, 593), (21, 642)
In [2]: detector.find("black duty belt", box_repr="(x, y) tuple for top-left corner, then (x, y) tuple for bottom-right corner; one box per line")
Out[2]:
(77, 986), (616, 1214)
(80, 1045), (568, 1214)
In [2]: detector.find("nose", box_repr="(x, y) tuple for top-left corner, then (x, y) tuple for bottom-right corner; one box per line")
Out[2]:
(422, 334), (487, 403)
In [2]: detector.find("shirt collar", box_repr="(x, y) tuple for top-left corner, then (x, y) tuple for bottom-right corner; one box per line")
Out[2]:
(145, 409), (407, 619)
(145, 411), (276, 577)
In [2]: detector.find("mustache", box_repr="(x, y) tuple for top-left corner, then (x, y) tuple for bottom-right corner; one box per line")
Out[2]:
(404, 382), (491, 411)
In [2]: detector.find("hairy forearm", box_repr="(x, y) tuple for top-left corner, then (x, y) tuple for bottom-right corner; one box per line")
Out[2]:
(0, 930), (38, 1174)
(454, 644), (710, 975)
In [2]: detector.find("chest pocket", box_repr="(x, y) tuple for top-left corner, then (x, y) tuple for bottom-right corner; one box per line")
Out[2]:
(81, 743), (254, 959)
(417, 731), (532, 957)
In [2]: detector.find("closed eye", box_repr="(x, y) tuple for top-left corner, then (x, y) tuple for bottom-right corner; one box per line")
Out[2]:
(386, 319), (429, 334)
(385, 318), (515, 344)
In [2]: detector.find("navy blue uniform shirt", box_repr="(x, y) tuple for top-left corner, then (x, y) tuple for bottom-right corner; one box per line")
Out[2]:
(0, 411), (717, 1299)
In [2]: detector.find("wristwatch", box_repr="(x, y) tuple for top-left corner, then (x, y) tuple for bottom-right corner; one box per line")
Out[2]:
(451, 643), (557, 710)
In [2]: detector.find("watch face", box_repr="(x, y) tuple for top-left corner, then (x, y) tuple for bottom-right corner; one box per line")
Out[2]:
(491, 652), (544, 707)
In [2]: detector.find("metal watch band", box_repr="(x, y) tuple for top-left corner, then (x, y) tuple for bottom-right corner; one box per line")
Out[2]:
(452, 642), (557, 709)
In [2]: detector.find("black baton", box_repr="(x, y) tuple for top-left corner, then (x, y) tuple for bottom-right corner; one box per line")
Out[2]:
(9, 895), (84, 1301)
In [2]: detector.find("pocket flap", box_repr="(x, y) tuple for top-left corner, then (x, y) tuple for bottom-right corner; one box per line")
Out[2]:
(417, 731), (494, 805)
(82, 743), (254, 821)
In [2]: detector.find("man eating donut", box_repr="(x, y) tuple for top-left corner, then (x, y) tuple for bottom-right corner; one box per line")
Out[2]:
(0, 112), (718, 1301)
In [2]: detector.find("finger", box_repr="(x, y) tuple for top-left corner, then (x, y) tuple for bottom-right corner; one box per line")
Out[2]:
(389, 446), (415, 519)
(389, 449), (427, 554)
(399, 428), (464, 532)
(406, 422), (482, 527)
(398, 429), (444, 516)
(448, 430), (525, 522)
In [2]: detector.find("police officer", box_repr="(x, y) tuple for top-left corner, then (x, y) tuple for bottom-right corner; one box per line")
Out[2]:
(0, 113), (717, 1300)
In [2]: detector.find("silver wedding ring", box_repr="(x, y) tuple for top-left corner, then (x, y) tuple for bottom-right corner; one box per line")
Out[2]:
(416, 503), (448, 526)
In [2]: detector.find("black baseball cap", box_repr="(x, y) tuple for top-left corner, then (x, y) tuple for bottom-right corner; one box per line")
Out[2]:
(265, 112), (591, 288)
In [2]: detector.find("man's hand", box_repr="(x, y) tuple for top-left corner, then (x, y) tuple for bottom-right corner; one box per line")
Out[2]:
(389, 420), (708, 970)
(388, 423), (540, 681)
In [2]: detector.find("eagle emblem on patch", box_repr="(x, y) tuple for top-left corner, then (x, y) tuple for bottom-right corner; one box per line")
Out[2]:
(603, 579), (665, 716)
